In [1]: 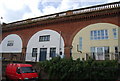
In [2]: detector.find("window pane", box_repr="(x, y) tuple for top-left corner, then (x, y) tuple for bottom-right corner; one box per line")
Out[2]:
(115, 46), (119, 53)
(94, 31), (97, 40)
(32, 48), (37, 57)
(105, 30), (108, 39)
(91, 47), (95, 53)
(90, 30), (108, 40)
(101, 30), (104, 39)
(39, 35), (50, 42)
(113, 28), (118, 39)
(79, 37), (82, 51)
(90, 47), (96, 59)
(7, 40), (14, 46)
(21, 67), (35, 73)
(97, 30), (100, 40)
(104, 47), (109, 54)
(50, 48), (56, 57)
(90, 31), (93, 40)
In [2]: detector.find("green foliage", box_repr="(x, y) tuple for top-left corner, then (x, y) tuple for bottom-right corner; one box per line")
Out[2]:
(38, 57), (119, 81)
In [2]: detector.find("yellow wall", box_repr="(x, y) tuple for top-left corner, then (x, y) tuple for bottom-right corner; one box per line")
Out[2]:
(72, 23), (119, 60)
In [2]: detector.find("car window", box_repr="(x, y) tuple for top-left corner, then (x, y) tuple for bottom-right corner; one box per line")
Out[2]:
(20, 67), (35, 73)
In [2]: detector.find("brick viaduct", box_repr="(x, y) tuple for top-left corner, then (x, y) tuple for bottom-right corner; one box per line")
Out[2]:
(1, 2), (120, 60)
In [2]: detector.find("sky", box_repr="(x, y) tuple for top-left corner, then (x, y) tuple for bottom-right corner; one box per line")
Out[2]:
(0, 0), (120, 23)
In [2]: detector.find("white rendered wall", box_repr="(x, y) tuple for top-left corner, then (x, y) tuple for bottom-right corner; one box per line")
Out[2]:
(26, 29), (64, 62)
(0, 34), (22, 53)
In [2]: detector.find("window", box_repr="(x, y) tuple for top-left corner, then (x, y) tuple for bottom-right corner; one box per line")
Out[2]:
(90, 30), (108, 40)
(32, 48), (37, 57)
(91, 47), (109, 54)
(39, 35), (50, 42)
(114, 46), (119, 60)
(50, 48), (56, 57)
(115, 46), (119, 54)
(91, 47), (95, 54)
(20, 67), (35, 73)
(90, 31), (94, 40)
(90, 47), (95, 59)
(113, 28), (118, 39)
(79, 37), (82, 51)
(90, 46), (109, 60)
(7, 40), (14, 46)
(16, 67), (21, 74)
(104, 47), (109, 54)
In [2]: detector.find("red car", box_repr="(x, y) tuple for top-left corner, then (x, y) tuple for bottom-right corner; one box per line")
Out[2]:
(5, 63), (38, 81)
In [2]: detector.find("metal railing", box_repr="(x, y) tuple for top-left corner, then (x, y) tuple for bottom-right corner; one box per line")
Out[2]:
(3, 1), (120, 28)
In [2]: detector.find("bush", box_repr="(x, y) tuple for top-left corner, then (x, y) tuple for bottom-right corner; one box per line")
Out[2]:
(38, 57), (119, 81)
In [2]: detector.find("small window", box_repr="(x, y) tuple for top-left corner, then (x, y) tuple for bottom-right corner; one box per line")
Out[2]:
(32, 48), (37, 57)
(39, 35), (50, 42)
(7, 40), (14, 46)
(113, 28), (118, 39)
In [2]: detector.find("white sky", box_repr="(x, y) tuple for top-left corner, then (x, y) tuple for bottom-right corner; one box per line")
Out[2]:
(0, 0), (120, 23)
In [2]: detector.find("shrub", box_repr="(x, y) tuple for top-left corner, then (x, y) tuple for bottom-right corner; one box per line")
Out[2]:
(38, 57), (119, 81)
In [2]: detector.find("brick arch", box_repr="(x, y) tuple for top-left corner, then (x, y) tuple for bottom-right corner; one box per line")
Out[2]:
(2, 2), (120, 59)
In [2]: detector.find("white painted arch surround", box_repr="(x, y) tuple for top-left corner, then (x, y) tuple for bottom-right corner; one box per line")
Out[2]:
(0, 34), (22, 53)
(26, 29), (65, 62)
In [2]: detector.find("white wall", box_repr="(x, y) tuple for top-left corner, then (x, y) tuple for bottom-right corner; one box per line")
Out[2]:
(0, 34), (22, 53)
(26, 29), (64, 62)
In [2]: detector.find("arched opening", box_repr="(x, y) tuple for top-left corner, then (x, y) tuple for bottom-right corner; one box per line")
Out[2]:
(72, 23), (119, 60)
(26, 29), (65, 62)
(0, 34), (22, 60)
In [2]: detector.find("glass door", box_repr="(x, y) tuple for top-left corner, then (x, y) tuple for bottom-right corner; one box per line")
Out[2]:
(39, 48), (47, 61)
(96, 47), (104, 60)
(50, 48), (56, 58)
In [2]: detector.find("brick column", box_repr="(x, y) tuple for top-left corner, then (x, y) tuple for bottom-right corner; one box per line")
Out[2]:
(64, 46), (72, 59)
(22, 47), (26, 61)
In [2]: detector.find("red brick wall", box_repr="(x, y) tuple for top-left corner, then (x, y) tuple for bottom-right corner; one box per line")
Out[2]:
(2, 9), (120, 59)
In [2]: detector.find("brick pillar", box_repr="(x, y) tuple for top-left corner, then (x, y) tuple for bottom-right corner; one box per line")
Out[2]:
(22, 47), (26, 61)
(64, 46), (72, 59)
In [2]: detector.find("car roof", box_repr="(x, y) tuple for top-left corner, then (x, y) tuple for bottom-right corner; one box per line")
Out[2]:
(7, 63), (32, 67)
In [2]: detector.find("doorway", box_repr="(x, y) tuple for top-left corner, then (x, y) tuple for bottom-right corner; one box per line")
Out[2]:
(39, 48), (47, 61)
